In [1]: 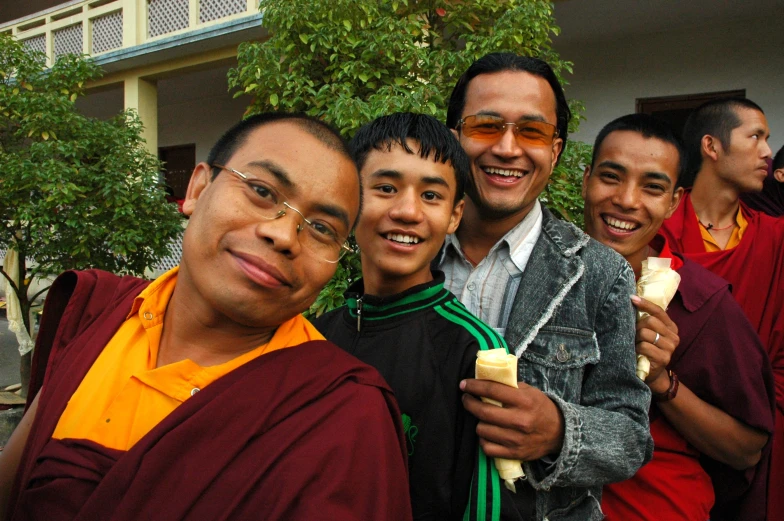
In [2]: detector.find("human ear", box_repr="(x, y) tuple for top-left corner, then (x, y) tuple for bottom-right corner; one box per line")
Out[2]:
(581, 166), (591, 199)
(774, 168), (784, 183)
(665, 187), (685, 219)
(702, 135), (720, 162)
(550, 137), (564, 170)
(447, 198), (465, 234)
(182, 162), (212, 216)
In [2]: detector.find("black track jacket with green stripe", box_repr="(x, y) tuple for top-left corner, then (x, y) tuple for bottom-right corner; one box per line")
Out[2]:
(313, 271), (519, 521)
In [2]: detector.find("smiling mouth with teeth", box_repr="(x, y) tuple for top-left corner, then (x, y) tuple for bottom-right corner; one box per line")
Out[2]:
(386, 233), (421, 244)
(602, 216), (640, 232)
(483, 166), (524, 178)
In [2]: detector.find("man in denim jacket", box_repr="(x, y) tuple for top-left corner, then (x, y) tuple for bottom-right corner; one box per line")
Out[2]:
(436, 53), (653, 520)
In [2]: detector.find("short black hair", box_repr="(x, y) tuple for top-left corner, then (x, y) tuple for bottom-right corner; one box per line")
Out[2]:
(680, 97), (765, 188)
(446, 52), (571, 164)
(207, 112), (351, 179)
(350, 112), (470, 205)
(772, 144), (784, 172)
(592, 113), (685, 183)
(206, 112), (362, 226)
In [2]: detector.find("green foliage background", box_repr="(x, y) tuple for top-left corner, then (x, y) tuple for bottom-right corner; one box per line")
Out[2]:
(231, 0), (590, 315)
(0, 34), (183, 334)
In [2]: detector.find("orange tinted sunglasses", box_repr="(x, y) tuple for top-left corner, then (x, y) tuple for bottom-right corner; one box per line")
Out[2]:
(458, 114), (559, 147)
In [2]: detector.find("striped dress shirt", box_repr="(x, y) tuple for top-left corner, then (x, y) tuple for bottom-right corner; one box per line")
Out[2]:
(436, 200), (543, 337)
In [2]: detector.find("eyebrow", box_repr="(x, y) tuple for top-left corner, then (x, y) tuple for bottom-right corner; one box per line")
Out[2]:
(246, 160), (296, 193)
(597, 160), (673, 185)
(597, 160), (627, 173)
(312, 203), (351, 233)
(370, 168), (451, 189)
(642, 172), (673, 185)
(247, 160), (350, 230)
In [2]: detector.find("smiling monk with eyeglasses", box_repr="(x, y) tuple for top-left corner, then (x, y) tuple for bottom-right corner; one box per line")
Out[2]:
(0, 113), (412, 521)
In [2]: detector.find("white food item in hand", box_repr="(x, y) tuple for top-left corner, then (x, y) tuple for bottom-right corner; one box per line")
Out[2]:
(635, 257), (681, 380)
(475, 348), (526, 492)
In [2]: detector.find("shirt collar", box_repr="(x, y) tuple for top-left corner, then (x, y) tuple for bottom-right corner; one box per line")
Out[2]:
(439, 200), (543, 270)
(505, 200), (543, 271)
(128, 266), (179, 321)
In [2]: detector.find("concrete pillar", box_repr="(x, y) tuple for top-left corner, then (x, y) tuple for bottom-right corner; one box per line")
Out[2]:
(124, 76), (158, 155)
(122, 0), (147, 47)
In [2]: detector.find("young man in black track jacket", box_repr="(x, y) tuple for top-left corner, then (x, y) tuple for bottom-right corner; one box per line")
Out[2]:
(313, 113), (516, 521)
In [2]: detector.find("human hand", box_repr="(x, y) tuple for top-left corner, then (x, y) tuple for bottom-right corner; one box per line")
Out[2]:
(460, 379), (564, 461)
(631, 295), (679, 394)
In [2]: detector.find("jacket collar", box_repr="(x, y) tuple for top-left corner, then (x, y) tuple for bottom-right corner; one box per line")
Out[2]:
(343, 271), (451, 321)
(505, 208), (590, 355)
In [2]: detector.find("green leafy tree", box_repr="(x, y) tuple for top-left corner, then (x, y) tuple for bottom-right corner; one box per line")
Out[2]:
(231, 0), (589, 315)
(0, 35), (183, 394)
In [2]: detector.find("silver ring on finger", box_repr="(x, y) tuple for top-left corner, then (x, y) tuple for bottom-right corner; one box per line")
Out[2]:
(653, 332), (660, 346)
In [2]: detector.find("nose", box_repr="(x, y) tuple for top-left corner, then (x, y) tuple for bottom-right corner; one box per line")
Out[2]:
(761, 139), (772, 159)
(610, 183), (639, 210)
(255, 209), (303, 256)
(491, 124), (523, 158)
(388, 188), (424, 223)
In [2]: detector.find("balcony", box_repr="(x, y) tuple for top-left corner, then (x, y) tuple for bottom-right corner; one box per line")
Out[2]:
(0, 0), (259, 65)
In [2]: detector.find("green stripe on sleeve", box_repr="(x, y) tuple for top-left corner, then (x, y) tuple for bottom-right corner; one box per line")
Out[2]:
(490, 458), (501, 521)
(433, 305), (491, 351)
(477, 445), (488, 520)
(443, 300), (509, 352)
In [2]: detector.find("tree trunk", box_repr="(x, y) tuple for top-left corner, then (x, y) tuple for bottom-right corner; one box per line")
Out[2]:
(19, 351), (31, 399)
(16, 255), (32, 399)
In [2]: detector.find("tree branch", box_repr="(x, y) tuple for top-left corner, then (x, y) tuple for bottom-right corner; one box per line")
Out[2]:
(29, 284), (52, 303)
(0, 267), (20, 295)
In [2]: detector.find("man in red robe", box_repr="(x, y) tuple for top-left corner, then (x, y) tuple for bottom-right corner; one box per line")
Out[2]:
(0, 113), (412, 521)
(583, 114), (774, 521)
(660, 98), (784, 520)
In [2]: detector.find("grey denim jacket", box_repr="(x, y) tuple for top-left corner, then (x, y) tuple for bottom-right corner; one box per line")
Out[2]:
(505, 208), (653, 521)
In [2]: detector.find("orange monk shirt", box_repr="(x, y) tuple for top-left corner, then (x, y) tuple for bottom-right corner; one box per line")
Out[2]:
(699, 206), (748, 252)
(53, 267), (325, 451)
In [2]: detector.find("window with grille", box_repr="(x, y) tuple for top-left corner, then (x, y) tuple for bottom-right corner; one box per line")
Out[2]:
(150, 231), (184, 277)
(53, 24), (83, 57)
(22, 35), (46, 55)
(148, 0), (189, 38)
(92, 11), (123, 54)
(199, 0), (246, 23)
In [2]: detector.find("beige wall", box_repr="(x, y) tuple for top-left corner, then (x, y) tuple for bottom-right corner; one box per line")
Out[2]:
(157, 66), (248, 162)
(556, 15), (784, 154)
(75, 64), (248, 162)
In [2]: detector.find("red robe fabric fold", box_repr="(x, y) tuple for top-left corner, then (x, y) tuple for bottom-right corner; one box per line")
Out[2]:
(10, 270), (412, 521)
(661, 192), (784, 520)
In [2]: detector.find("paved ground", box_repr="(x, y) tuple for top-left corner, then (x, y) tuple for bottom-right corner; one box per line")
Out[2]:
(0, 315), (21, 389)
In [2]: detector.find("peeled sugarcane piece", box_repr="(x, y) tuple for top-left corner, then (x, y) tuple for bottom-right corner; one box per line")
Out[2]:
(635, 257), (681, 380)
(475, 348), (526, 492)
(636, 354), (651, 380)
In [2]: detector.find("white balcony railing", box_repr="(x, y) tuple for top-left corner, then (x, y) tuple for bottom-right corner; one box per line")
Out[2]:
(0, 0), (258, 64)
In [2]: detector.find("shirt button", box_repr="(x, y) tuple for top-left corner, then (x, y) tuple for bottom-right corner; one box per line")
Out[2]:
(467, 282), (476, 291)
(143, 312), (154, 320)
(190, 388), (200, 396)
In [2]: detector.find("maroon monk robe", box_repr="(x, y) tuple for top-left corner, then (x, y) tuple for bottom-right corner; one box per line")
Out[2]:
(661, 191), (784, 521)
(9, 270), (413, 521)
(603, 238), (775, 521)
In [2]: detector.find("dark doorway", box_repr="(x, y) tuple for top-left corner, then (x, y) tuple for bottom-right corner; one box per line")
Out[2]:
(636, 90), (746, 137)
(159, 144), (196, 199)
